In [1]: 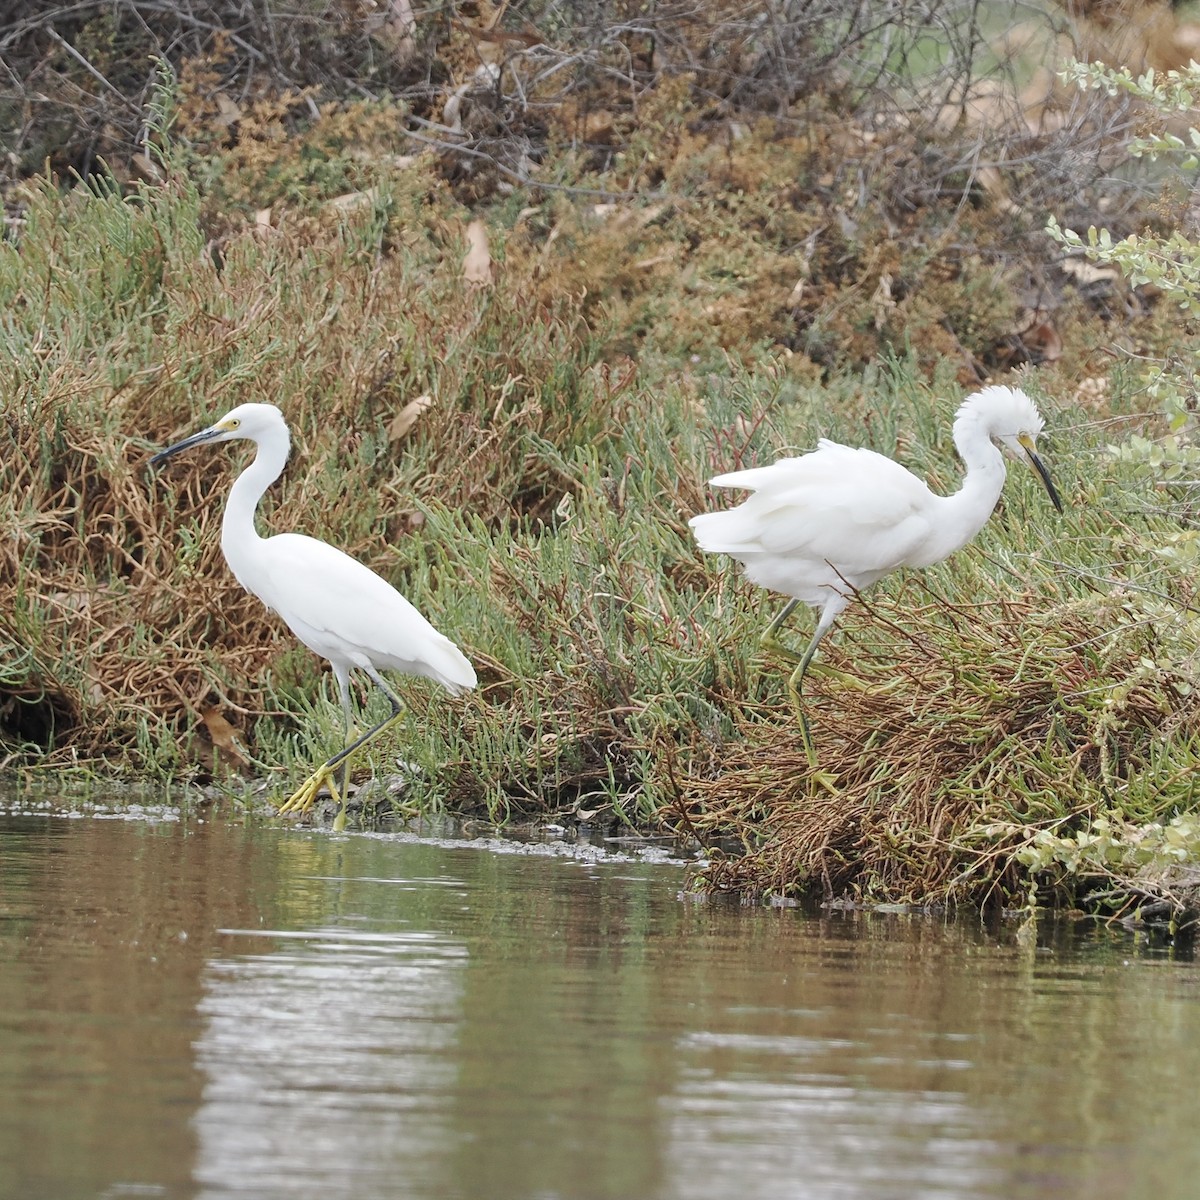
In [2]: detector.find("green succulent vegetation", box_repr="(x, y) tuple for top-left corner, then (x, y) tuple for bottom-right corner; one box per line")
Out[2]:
(1006, 58), (1200, 922)
(5, 27), (1200, 921)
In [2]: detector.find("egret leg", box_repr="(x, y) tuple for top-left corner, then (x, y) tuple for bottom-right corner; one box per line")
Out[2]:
(277, 665), (406, 826)
(760, 597), (865, 688)
(759, 598), (803, 663)
(331, 664), (355, 831)
(778, 600), (842, 779)
(334, 663), (357, 827)
(757, 595), (844, 788)
(278, 663), (353, 824)
(788, 625), (829, 764)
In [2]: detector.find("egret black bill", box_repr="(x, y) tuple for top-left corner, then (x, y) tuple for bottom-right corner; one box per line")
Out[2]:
(1018, 434), (1063, 513)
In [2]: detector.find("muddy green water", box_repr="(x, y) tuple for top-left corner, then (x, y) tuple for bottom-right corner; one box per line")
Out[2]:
(2, 807), (1200, 1200)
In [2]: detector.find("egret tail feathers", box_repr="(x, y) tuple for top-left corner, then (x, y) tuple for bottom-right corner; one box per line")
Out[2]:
(421, 636), (478, 695)
(689, 508), (766, 555)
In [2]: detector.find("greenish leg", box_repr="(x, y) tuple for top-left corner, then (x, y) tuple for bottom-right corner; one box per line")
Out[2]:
(333, 667), (354, 831)
(786, 630), (825, 768)
(759, 598), (803, 663)
(760, 599), (865, 688)
(277, 665), (406, 828)
(759, 601), (841, 792)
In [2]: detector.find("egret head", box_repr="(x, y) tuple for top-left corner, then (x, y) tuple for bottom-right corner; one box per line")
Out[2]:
(957, 385), (1063, 513)
(150, 403), (287, 465)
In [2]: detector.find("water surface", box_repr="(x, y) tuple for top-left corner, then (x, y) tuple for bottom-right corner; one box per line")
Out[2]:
(1, 804), (1198, 1200)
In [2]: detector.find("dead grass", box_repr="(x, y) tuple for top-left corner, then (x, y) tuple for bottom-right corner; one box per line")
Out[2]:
(0, 165), (631, 772)
(657, 504), (1200, 912)
(5, 3), (1200, 920)
(670, 595), (1103, 905)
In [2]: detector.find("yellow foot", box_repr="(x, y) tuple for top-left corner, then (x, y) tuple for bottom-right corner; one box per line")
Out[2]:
(760, 636), (802, 666)
(788, 705), (838, 794)
(277, 765), (340, 817)
(805, 662), (865, 689)
(808, 769), (840, 796)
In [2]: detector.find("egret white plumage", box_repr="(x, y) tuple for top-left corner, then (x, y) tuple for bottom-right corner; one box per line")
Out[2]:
(151, 402), (476, 825)
(689, 385), (1062, 753)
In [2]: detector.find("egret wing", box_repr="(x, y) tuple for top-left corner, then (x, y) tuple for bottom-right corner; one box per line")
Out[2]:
(248, 533), (476, 692)
(700, 443), (938, 573)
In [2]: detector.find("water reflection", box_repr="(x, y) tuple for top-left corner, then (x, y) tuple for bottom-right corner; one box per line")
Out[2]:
(4, 807), (1200, 1200)
(194, 927), (465, 1197)
(666, 1030), (996, 1200)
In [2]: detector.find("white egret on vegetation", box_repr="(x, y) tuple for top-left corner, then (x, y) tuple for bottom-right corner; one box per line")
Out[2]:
(151, 403), (476, 825)
(689, 385), (1063, 755)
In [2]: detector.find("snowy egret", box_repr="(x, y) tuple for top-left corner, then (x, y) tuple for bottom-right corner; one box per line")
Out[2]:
(689, 385), (1062, 753)
(151, 403), (476, 825)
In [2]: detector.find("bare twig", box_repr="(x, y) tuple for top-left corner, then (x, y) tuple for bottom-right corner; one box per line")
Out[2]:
(43, 26), (141, 112)
(403, 117), (640, 201)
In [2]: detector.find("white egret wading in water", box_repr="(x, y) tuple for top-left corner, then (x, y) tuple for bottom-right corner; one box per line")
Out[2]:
(689, 385), (1063, 757)
(151, 403), (476, 825)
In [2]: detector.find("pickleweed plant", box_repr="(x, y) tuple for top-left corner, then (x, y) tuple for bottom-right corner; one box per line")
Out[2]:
(1033, 58), (1200, 904)
(1047, 59), (1200, 527)
(1048, 60), (1200, 339)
